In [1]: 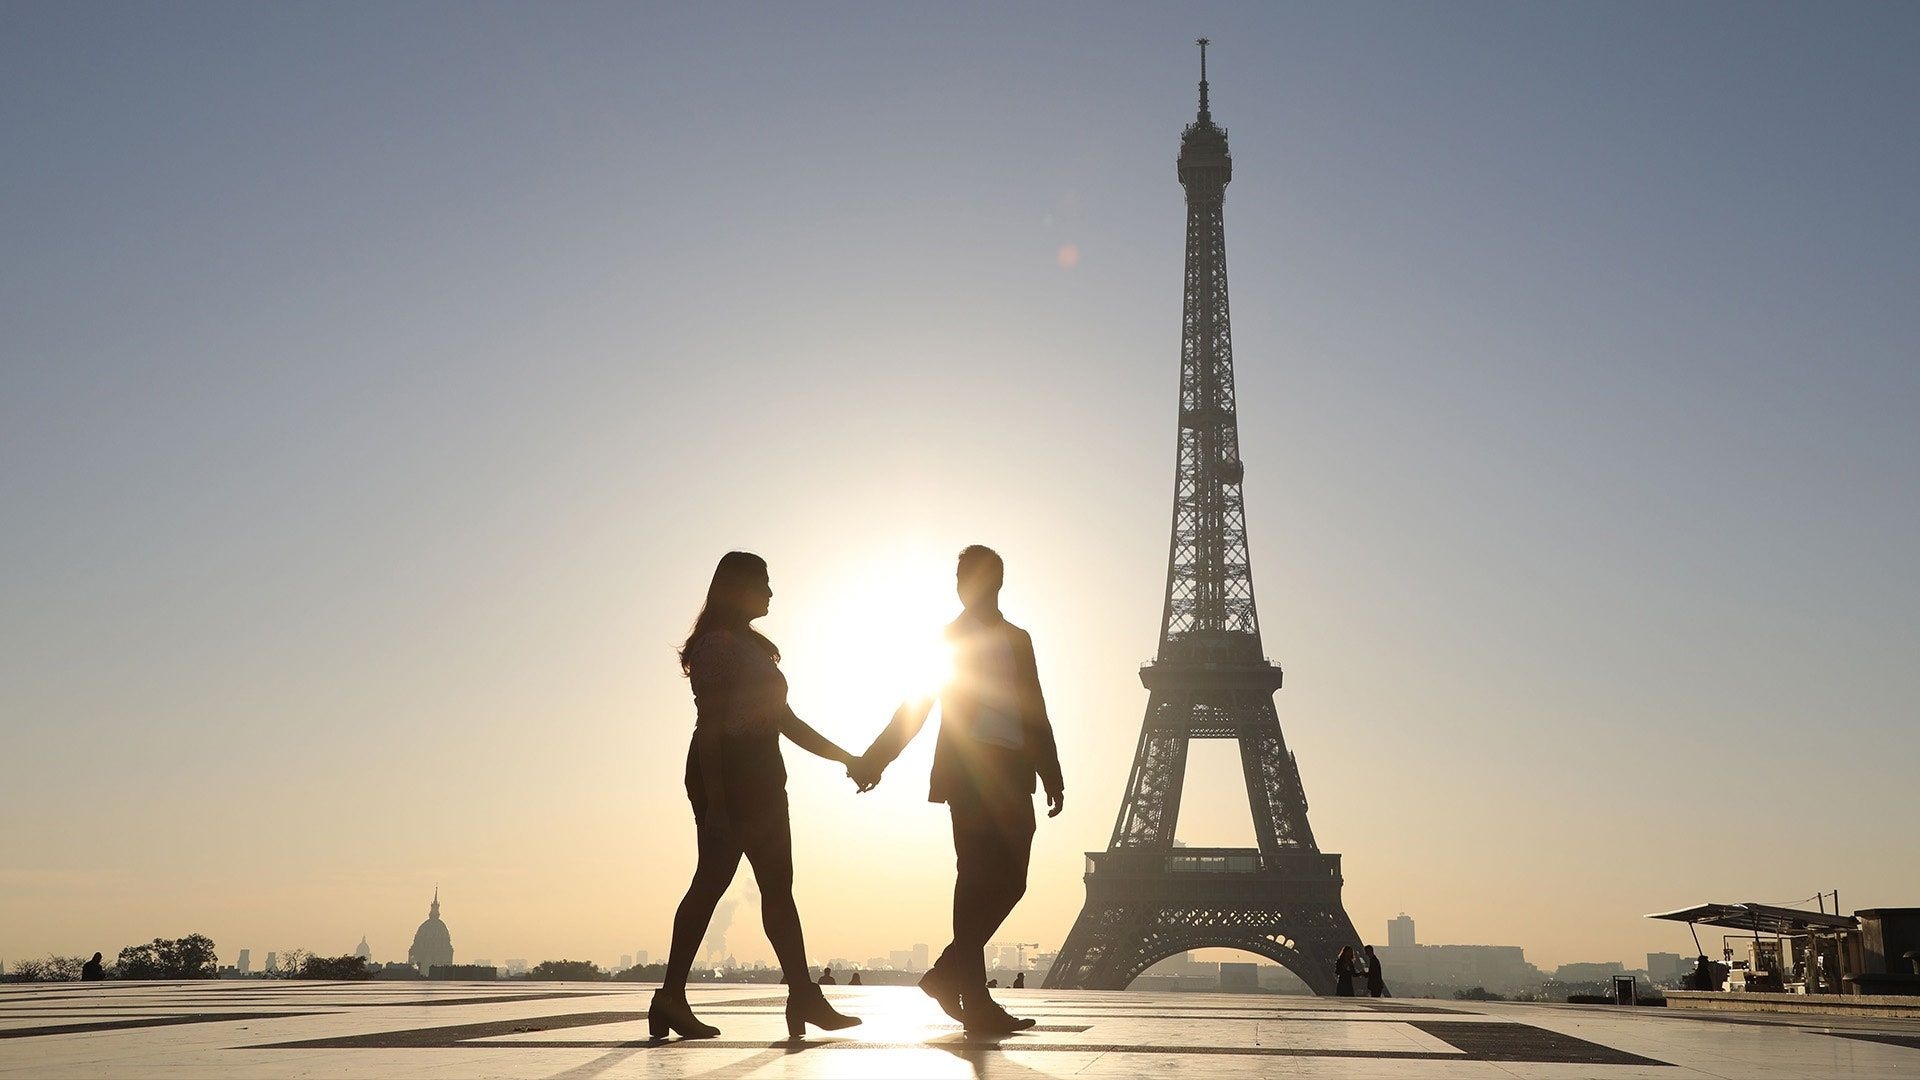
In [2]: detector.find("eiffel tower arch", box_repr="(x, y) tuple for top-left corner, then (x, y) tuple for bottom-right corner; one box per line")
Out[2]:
(1045, 41), (1360, 995)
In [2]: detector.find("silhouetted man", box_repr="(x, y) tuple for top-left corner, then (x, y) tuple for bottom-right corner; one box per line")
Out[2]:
(818, 967), (837, 985)
(1362, 944), (1385, 997)
(80, 952), (104, 981)
(1012, 971), (1025, 989)
(853, 545), (1065, 1033)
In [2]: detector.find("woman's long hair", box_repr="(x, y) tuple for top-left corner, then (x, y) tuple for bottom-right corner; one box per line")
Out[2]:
(679, 551), (780, 674)
(1337, 945), (1355, 967)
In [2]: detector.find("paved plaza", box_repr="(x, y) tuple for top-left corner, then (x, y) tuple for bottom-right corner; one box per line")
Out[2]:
(3, 980), (1917, 1079)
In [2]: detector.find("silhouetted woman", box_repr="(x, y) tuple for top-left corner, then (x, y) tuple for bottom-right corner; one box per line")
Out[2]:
(650, 552), (862, 1041)
(1334, 945), (1358, 997)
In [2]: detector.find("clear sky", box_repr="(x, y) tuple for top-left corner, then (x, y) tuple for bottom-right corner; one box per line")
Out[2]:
(3, 3), (1916, 975)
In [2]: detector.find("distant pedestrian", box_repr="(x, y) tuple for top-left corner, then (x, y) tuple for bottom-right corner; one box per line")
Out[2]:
(818, 967), (837, 985)
(1334, 945), (1358, 997)
(80, 953), (104, 981)
(848, 971), (862, 986)
(1012, 972), (1025, 989)
(1362, 945), (1386, 998)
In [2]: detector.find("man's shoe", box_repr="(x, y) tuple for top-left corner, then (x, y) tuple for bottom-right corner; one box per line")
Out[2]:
(962, 997), (1036, 1034)
(918, 968), (966, 1023)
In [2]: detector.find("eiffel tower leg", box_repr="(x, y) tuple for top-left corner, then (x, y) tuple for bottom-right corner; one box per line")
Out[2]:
(1043, 900), (1125, 990)
(1108, 693), (1190, 849)
(1238, 707), (1318, 852)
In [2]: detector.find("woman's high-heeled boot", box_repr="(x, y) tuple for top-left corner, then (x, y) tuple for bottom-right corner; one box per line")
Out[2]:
(649, 987), (720, 1040)
(785, 981), (861, 1039)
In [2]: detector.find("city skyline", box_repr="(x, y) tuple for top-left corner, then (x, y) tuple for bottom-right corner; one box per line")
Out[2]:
(4, 4), (1917, 978)
(0, 903), (1760, 985)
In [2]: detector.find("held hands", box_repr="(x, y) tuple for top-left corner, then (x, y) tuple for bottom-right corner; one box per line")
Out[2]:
(846, 754), (884, 793)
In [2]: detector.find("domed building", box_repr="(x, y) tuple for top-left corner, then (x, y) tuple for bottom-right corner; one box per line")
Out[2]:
(353, 935), (372, 961)
(406, 887), (454, 975)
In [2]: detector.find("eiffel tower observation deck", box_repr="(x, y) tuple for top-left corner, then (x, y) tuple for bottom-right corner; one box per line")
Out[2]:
(1046, 41), (1361, 994)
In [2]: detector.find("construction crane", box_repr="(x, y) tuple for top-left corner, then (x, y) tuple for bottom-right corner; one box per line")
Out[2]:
(989, 942), (1042, 970)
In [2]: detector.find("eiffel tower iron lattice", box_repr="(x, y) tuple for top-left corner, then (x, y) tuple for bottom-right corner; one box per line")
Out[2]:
(1044, 41), (1360, 995)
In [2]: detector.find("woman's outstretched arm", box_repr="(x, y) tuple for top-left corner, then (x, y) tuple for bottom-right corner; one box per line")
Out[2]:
(779, 708), (855, 765)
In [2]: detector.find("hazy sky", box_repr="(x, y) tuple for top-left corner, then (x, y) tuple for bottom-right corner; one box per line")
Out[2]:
(4, 3), (1916, 976)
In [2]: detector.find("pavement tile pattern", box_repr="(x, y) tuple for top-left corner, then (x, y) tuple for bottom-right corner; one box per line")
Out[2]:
(2, 981), (1917, 1078)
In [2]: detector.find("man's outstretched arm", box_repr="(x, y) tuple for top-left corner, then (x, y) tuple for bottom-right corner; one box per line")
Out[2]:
(852, 696), (934, 787)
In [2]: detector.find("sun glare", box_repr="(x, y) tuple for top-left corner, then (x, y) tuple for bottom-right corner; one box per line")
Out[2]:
(787, 552), (959, 724)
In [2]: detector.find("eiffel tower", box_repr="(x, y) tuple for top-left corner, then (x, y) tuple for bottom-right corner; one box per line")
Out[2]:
(1044, 41), (1360, 995)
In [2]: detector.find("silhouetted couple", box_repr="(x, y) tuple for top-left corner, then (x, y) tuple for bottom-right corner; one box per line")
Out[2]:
(1335, 944), (1386, 997)
(649, 547), (1065, 1041)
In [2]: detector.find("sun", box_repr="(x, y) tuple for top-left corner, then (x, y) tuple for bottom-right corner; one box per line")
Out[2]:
(781, 550), (959, 727)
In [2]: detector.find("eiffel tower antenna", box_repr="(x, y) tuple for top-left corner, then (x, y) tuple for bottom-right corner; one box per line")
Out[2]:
(1196, 37), (1211, 122)
(1045, 43), (1360, 995)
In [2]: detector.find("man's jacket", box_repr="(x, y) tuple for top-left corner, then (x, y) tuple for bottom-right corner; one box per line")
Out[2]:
(864, 611), (1064, 804)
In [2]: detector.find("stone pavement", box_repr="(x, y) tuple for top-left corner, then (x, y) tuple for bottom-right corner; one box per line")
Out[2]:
(3, 980), (1918, 1078)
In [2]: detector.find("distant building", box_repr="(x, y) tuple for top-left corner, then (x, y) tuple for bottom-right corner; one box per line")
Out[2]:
(1372, 943), (1541, 993)
(264, 952), (278, 974)
(1647, 952), (1686, 985)
(236, 949), (252, 974)
(505, 959), (529, 977)
(867, 957), (888, 971)
(1388, 914), (1416, 948)
(1554, 961), (1625, 984)
(1258, 964), (1312, 993)
(635, 950), (648, 967)
(1136, 952), (1222, 992)
(620, 955), (632, 970)
(889, 950), (912, 970)
(407, 887), (455, 974)
(353, 937), (372, 962)
(912, 944), (930, 972)
(428, 964), (497, 981)
(1219, 962), (1259, 991)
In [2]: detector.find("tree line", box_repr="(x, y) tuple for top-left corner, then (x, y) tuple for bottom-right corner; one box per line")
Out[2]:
(3, 936), (377, 982)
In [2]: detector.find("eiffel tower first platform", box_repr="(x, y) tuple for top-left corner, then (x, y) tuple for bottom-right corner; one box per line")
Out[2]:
(1044, 42), (1360, 995)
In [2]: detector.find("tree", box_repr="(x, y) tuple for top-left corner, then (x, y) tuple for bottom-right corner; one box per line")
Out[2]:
(273, 949), (313, 978)
(116, 934), (219, 980)
(528, 959), (606, 981)
(297, 955), (374, 980)
(8, 956), (86, 982)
